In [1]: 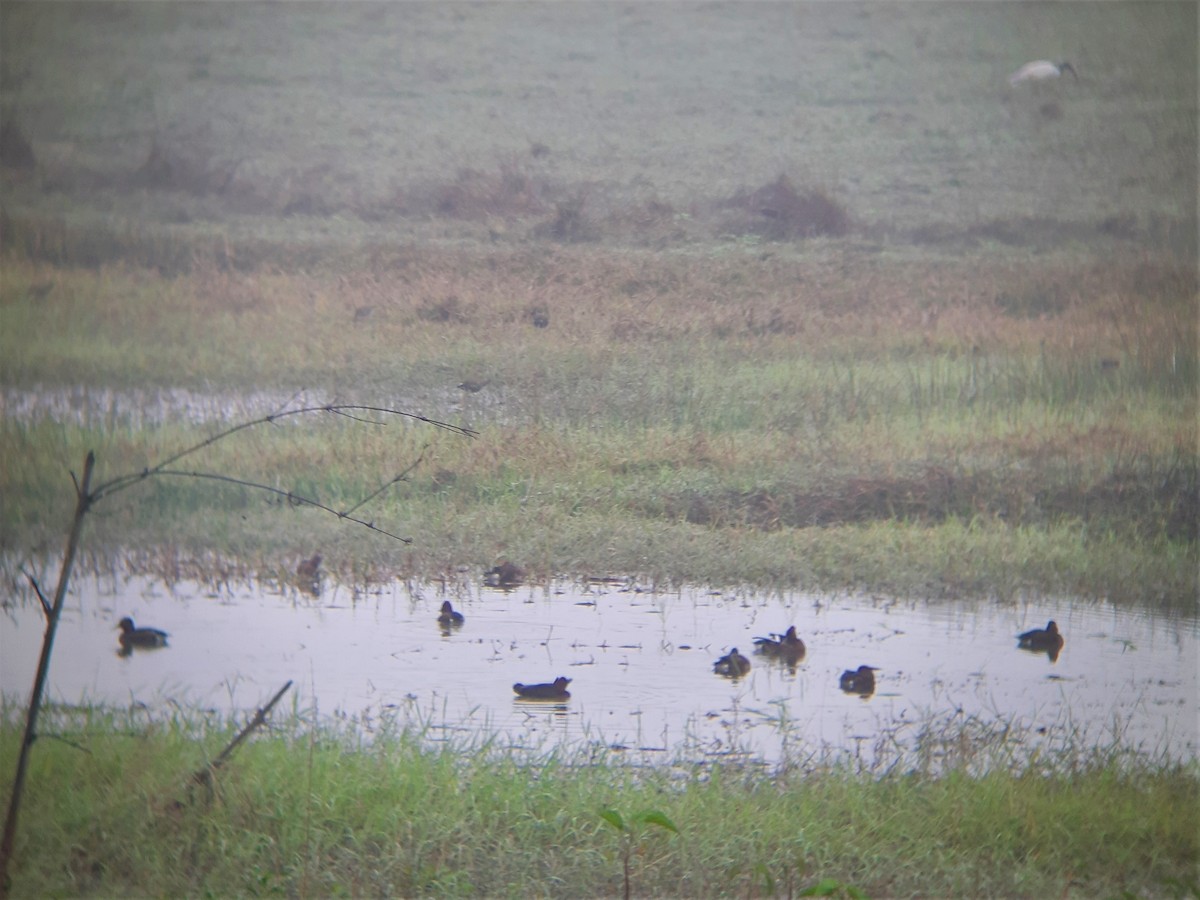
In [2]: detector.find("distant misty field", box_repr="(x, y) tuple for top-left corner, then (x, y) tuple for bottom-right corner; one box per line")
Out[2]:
(1, 1), (1194, 257)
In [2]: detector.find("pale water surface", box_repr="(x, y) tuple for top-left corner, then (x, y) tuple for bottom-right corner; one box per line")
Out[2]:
(2, 572), (1195, 769)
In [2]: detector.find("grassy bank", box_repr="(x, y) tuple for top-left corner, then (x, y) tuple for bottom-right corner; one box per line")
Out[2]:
(1, 246), (1195, 607)
(0, 707), (1195, 898)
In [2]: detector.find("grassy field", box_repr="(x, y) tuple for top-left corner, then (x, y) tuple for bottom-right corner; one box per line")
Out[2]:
(1, 242), (1194, 606)
(1, 706), (1196, 898)
(0, 2), (1195, 258)
(0, 3), (1195, 604)
(0, 5), (1196, 895)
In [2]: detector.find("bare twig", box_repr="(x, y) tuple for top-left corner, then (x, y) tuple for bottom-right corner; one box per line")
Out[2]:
(193, 680), (293, 787)
(341, 447), (427, 518)
(149, 470), (415, 543)
(1, 403), (472, 896)
(0, 451), (95, 897)
(38, 734), (93, 755)
(91, 404), (475, 504)
(18, 569), (50, 618)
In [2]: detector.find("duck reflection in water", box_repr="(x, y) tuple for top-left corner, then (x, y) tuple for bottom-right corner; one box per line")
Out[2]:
(839, 665), (879, 697)
(437, 600), (465, 631)
(513, 676), (571, 701)
(117, 617), (169, 657)
(713, 648), (751, 679)
(753, 626), (806, 668)
(1017, 620), (1064, 662)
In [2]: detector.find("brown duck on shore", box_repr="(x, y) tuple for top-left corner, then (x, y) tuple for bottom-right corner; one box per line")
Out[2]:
(839, 665), (879, 696)
(713, 648), (751, 678)
(485, 561), (525, 588)
(513, 676), (571, 700)
(437, 600), (465, 627)
(297, 554), (322, 580)
(753, 626), (806, 663)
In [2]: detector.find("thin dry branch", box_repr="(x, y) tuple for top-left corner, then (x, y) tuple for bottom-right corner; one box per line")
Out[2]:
(91, 404), (475, 504)
(150, 470), (414, 542)
(2, 405), (472, 896)
(189, 680), (293, 795)
(341, 447), (427, 518)
(18, 569), (50, 618)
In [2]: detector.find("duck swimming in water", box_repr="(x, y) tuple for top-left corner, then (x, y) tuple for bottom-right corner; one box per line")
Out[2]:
(1017, 620), (1064, 660)
(437, 600), (465, 627)
(512, 676), (571, 700)
(1017, 620), (1062, 649)
(839, 665), (878, 696)
(713, 648), (751, 678)
(753, 626), (806, 663)
(117, 617), (169, 652)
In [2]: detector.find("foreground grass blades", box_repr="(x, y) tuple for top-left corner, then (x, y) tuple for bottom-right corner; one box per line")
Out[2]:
(0, 709), (1195, 898)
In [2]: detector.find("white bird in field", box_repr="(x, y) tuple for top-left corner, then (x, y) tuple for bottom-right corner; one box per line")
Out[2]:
(1009, 60), (1077, 86)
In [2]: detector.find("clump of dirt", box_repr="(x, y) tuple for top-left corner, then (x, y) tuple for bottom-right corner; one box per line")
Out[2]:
(719, 174), (851, 240)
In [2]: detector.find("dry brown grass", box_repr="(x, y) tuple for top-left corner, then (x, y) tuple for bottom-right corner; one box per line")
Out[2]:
(273, 244), (1190, 361)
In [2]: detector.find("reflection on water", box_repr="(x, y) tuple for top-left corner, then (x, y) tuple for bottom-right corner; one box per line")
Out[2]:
(1, 571), (1196, 770)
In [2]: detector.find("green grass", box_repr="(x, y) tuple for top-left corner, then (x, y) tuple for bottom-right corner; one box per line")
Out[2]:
(1, 706), (1195, 898)
(1, 244), (1193, 606)
(0, 6), (1196, 897)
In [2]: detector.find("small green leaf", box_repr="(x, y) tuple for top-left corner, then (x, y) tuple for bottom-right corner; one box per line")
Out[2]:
(634, 810), (679, 834)
(599, 808), (626, 832)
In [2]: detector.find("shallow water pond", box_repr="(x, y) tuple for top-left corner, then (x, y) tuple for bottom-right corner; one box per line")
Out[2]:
(3, 571), (1195, 770)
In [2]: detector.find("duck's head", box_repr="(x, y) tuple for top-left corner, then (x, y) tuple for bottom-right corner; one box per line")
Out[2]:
(117, 617), (135, 634)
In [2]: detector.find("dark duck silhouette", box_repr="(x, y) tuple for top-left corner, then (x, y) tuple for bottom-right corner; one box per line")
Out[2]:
(513, 676), (571, 700)
(839, 665), (879, 696)
(713, 648), (751, 678)
(1017, 620), (1064, 660)
(485, 561), (525, 588)
(297, 553), (322, 580)
(117, 617), (169, 655)
(295, 553), (322, 596)
(753, 626), (806, 663)
(437, 600), (465, 627)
